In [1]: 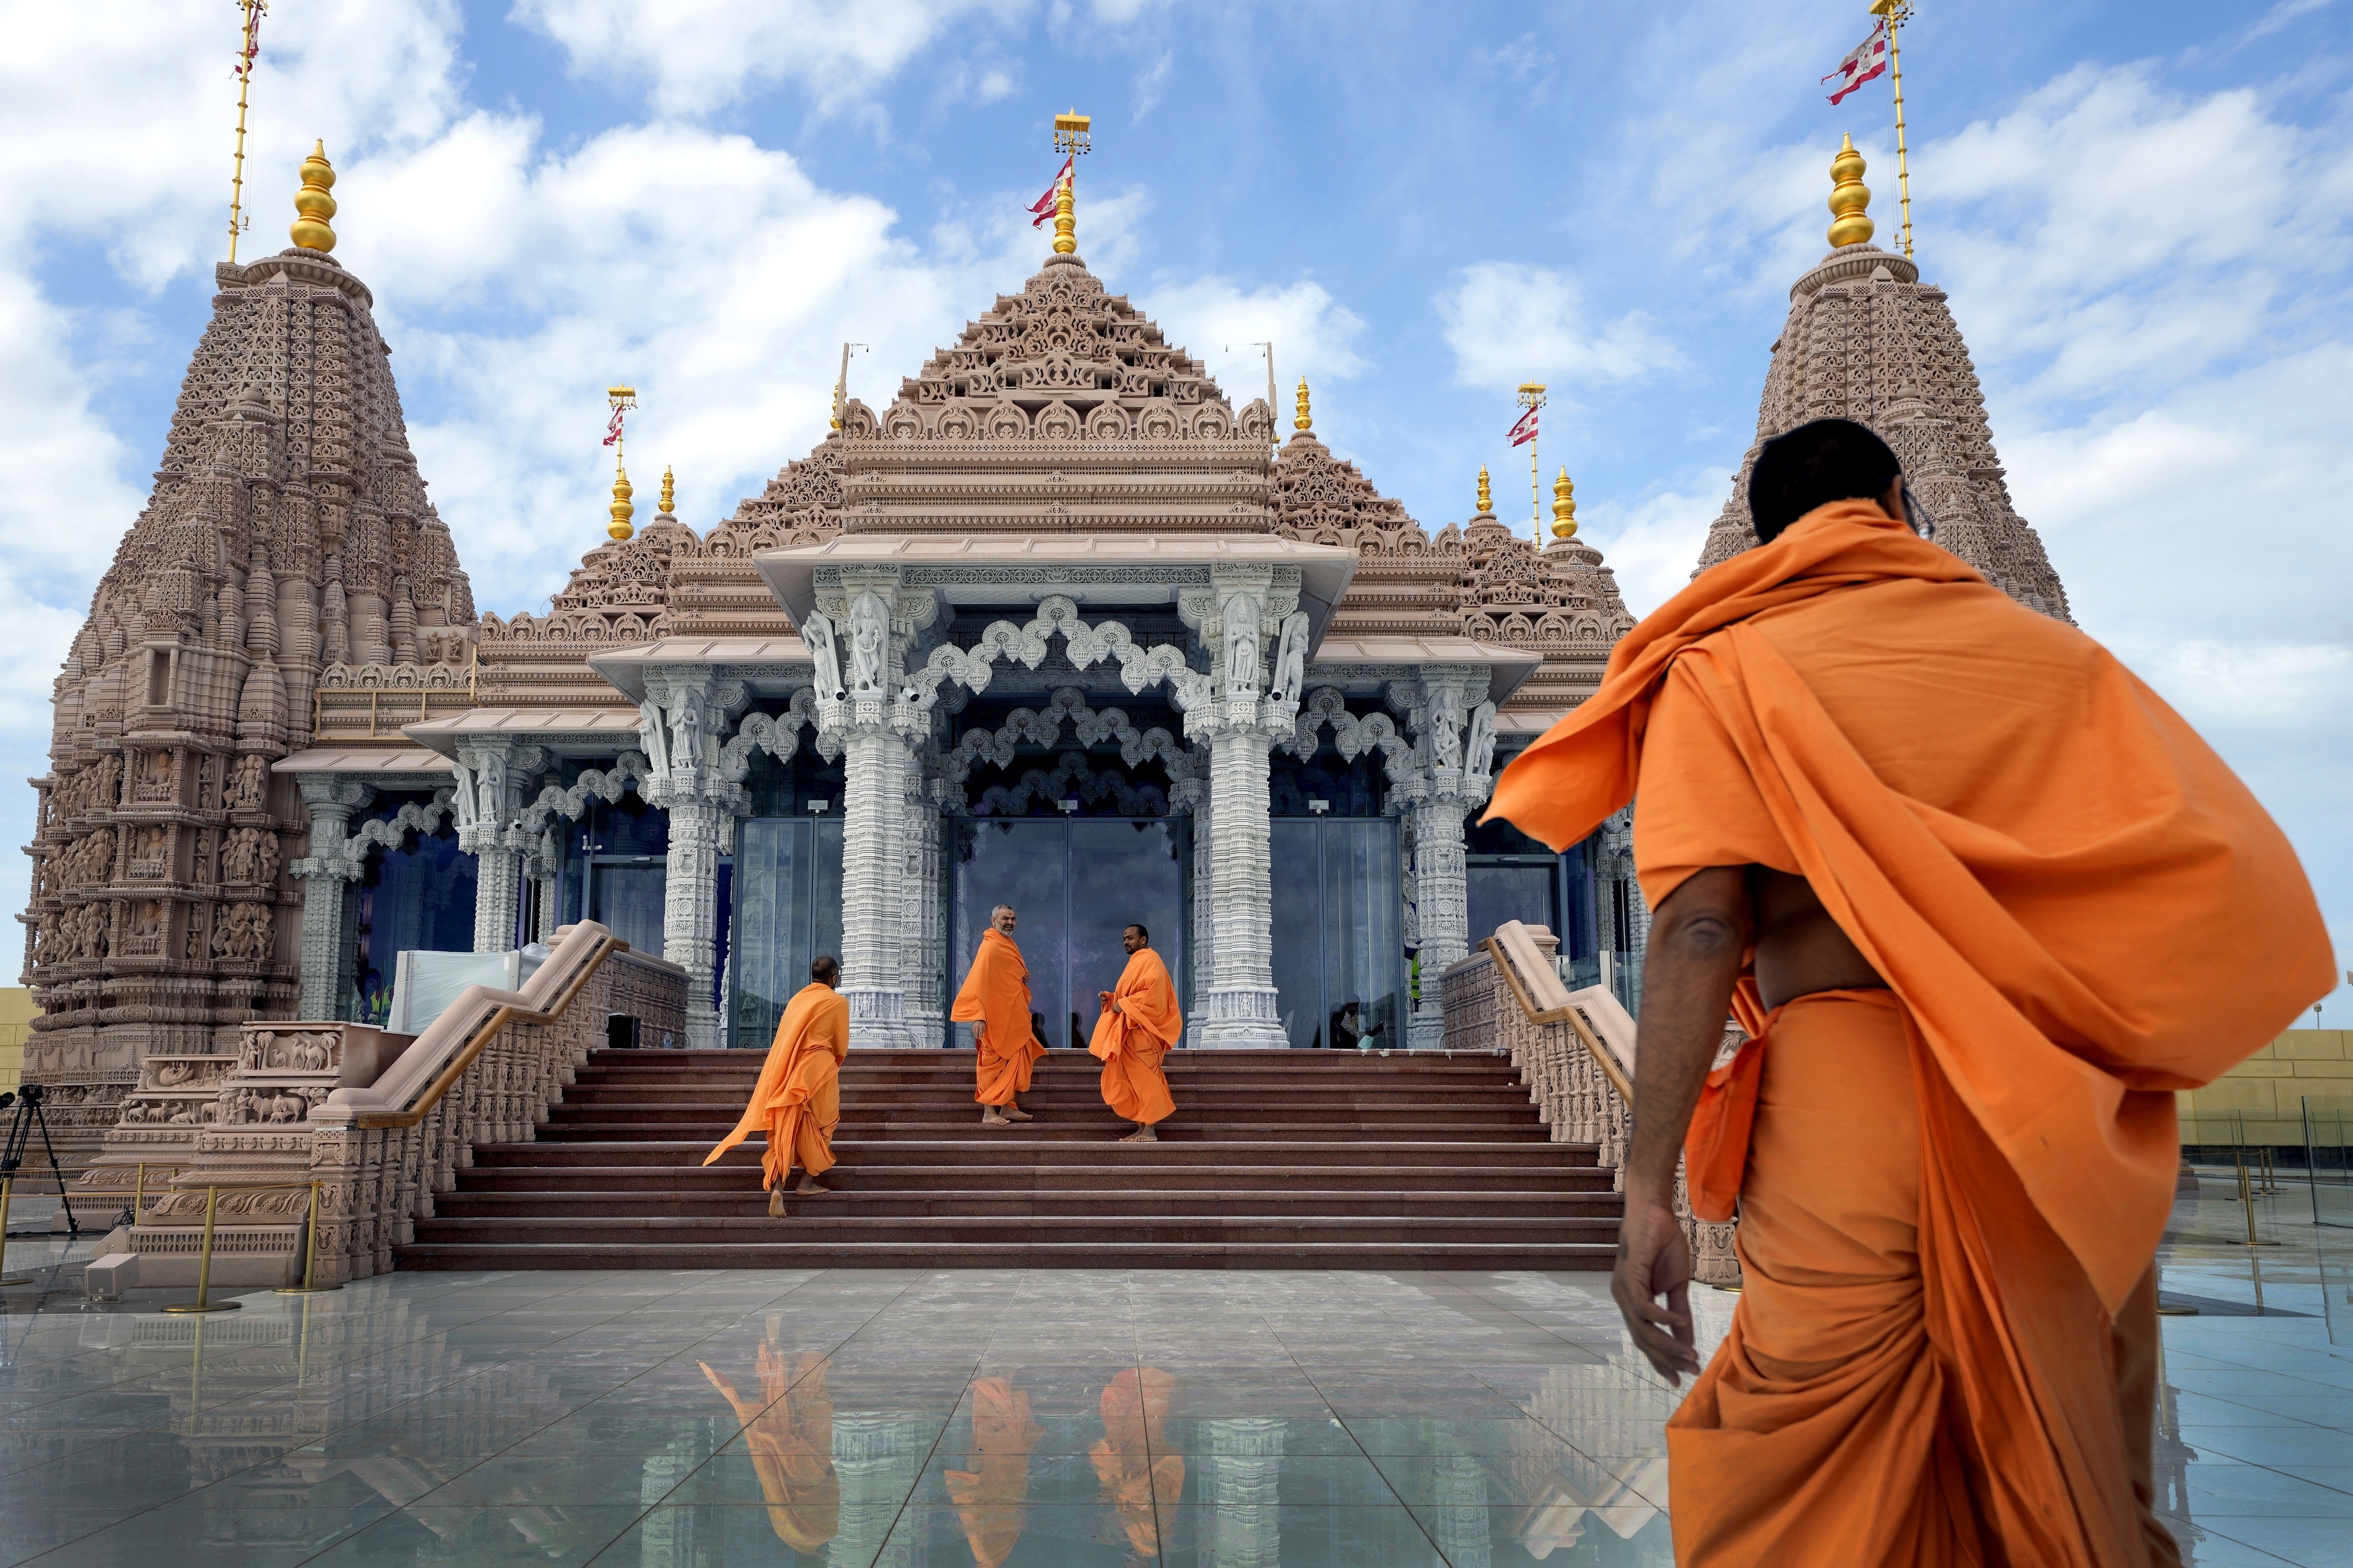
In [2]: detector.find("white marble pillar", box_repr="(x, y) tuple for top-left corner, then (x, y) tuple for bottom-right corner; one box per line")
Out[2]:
(292, 778), (371, 1019)
(454, 740), (546, 956)
(471, 848), (521, 953)
(664, 795), (732, 1048)
(1204, 1416), (1285, 1567)
(1409, 796), (1470, 1050)
(901, 769), (944, 1046)
(839, 725), (915, 1046)
(1194, 720), (1286, 1046)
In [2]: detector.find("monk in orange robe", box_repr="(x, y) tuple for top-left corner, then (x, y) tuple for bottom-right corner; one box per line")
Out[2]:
(1485, 418), (2332, 1567)
(700, 1341), (839, 1555)
(704, 956), (851, 1213)
(944, 1376), (1045, 1567)
(953, 903), (1045, 1127)
(1091, 922), (1181, 1140)
(1090, 1368), (1184, 1560)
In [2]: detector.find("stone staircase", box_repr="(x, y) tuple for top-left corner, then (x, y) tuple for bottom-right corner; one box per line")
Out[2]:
(396, 1047), (1621, 1270)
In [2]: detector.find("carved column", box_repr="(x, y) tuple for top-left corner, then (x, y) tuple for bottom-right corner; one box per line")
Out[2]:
(637, 668), (747, 1051)
(452, 740), (545, 955)
(1394, 669), (1495, 1050)
(1185, 568), (1290, 1048)
(292, 778), (371, 1019)
(901, 748), (945, 1046)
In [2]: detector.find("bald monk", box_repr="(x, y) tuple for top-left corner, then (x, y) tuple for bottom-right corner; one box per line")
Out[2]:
(704, 956), (850, 1213)
(1091, 923), (1181, 1141)
(954, 903), (1045, 1127)
(1485, 417), (2332, 1567)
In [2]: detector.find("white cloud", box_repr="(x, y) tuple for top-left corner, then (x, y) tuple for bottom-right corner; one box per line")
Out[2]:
(1438, 262), (1675, 388)
(1475, 32), (1555, 85)
(1579, 476), (1733, 619)
(513, 0), (1021, 117)
(1148, 276), (1369, 413)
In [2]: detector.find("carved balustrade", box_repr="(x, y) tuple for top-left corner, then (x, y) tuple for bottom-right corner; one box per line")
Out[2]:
(85, 920), (685, 1289)
(1442, 919), (1741, 1286)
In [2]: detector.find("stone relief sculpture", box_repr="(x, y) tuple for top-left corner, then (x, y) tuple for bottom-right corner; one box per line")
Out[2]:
(220, 827), (279, 886)
(803, 610), (842, 699)
(225, 753), (267, 809)
(1270, 612), (1309, 703)
(668, 688), (705, 773)
(1222, 596), (1261, 692)
(848, 592), (889, 695)
(1430, 686), (1464, 771)
(1467, 701), (1498, 778)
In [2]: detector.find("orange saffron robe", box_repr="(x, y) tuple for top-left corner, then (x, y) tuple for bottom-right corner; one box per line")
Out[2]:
(944, 1377), (1045, 1568)
(1091, 1369), (1184, 1560)
(1089, 947), (1181, 1125)
(703, 982), (850, 1190)
(700, 1345), (839, 1554)
(954, 928), (1044, 1107)
(1485, 498), (2333, 1567)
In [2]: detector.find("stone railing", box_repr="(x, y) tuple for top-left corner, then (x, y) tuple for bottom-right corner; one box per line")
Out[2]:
(1443, 920), (1740, 1286)
(82, 922), (685, 1292)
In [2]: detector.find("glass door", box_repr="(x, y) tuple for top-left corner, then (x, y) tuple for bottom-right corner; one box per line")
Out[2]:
(1270, 818), (1405, 1050)
(949, 818), (1187, 1049)
(729, 816), (845, 1047)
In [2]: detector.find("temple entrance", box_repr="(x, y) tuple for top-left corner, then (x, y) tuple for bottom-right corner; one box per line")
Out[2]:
(728, 816), (845, 1049)
(949, 818), (1188, 1050)
(1269, 818), (1406, 1050)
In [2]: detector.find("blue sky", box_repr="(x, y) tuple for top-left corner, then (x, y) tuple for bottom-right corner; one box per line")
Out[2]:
(3, 0), (2348, 1011)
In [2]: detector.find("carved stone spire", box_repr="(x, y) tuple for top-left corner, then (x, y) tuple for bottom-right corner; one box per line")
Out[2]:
(1692, 141), (2072, 622)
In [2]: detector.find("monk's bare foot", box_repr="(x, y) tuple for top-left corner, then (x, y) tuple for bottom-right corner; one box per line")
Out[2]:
(1121, 1125), (1158, 1142)
(1003, 1106), (1034, 1122)
(768, 1189), (785, 1218)
(982, 1109), (1013, 1127)
(795, 1176), (829, 1195)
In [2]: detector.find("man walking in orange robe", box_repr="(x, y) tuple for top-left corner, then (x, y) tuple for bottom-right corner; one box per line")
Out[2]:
(1487, 418), (2332, 1567)
(1091, 922), (1181, 1141)
(953, 903), (1045, 1127)
(703, 956), (851, 1213)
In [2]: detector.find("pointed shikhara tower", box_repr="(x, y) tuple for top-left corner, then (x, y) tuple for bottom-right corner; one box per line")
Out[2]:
(19, 146), (475, 1157)
(1695, 136), (2072, 620)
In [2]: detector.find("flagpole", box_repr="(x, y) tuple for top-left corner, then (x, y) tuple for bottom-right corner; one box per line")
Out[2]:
(1516, 383), (1547, 545)
(1871, 0), (1915, 258)
(227, 1), (266, 263)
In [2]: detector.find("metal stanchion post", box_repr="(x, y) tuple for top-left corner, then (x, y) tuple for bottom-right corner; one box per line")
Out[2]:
(0, 1176), (30, 1287)
(164, 1186), (241, 1314)
(275, 1183), (341, 1295)
(2232, 1162), (2280, 1247)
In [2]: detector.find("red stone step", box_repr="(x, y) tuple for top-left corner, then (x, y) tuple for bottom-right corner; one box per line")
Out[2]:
(431, 1189), (1620, 1220)
(451, 1162), (1616, 1193)
(469, 1138), (1599, 1169)
(396, 1240), (1617, 1272)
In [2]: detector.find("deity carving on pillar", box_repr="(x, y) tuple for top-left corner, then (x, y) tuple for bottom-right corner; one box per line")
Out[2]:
(804, 611), (843, 700)
(1430, 686), (1463, 771)
(1222, 596), (1261, 692)
(848, 592), (889, 695)
(1466, 701), (1497, 778)
(1269, 612), (1308, 703)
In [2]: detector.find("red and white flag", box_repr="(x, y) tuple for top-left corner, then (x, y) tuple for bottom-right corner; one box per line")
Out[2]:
(1029, 156), (1074, 228)
(234, 1), (262, 76)
(1824, 19), (1888, 105)
(602, 406), (624, 448)
(1507, 405), (1539, 448)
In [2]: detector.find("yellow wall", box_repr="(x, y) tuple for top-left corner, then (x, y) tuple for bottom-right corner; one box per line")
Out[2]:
(0, 987), (33, 1095)
(2178, 1029), (2353, 1148)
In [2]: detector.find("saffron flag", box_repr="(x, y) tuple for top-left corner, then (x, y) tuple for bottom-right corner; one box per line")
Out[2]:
(1507, 405), (1539, 448)
(1824, 19), (1888, 105)
(1030, 158), (1074, 228)
(602, 406), (624, 448)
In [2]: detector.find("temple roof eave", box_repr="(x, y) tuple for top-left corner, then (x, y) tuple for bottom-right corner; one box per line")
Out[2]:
(402, 708), (649, 760)
(586, 636), (814, 704)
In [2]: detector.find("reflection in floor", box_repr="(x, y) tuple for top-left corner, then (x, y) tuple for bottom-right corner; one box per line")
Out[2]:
(0, 1169), (2345, 1565)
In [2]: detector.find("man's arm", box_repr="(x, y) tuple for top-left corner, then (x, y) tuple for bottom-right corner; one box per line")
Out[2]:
(1612, 865), (1752, 1386)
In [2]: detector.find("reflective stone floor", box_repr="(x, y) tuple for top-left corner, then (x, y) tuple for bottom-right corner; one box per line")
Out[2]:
(0, 1173), (2346, 1566)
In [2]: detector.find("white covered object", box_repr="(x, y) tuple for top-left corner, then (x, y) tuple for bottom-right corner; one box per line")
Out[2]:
(388, 949), (546, 1035)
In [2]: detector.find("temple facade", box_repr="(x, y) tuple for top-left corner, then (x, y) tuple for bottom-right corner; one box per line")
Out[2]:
(16, 132), (2067, 1167)
(16, 146), (1654, 1171)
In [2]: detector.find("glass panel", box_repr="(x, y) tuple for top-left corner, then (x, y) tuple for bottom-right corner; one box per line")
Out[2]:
(727, 818), (848, 1048)
(952, 820), (1068, 1050)
(352, 825), (476, 1025)
(1269, 820), (1324, 1048)
(814, 815), (844, 970)
(590, 864), (666, 956)
(1069, 820), (1185, 1047)
(1325, 820), (1403, 1051)
(1467, 863), (1557, 949)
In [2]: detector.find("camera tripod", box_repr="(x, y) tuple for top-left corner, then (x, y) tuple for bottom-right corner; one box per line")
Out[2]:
(0, 1085), (81, 1287)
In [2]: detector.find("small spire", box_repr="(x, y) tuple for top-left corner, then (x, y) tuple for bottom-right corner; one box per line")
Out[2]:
(659, 465), (675, 516)
(1051, 109), (1089, 258)
(1475, 466), (1492, 515)
(1294, 377), (1312, 432)
(1551, 468), (1578, 539)
(1827, 133), (1874, 249)
(608, 464), (635, 541)
(1052, 167), (1077, 256)
(289, 140), (337, 253)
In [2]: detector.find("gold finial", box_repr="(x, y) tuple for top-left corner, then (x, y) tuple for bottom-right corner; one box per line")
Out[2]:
(289, 139), (336, 253)
(1476, 466), (1492, 515)
(1051, 109), (1089, 257)
(1294, 377), (1312, 432)
(659, 465), (675, 516)
(1551, 468), (1578, 539)
(608, 465), (636, 541)
(1827, 133), (1874, 249)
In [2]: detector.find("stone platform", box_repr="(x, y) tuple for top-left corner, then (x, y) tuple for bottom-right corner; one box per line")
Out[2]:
(396, 1047), (1621, 1272)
